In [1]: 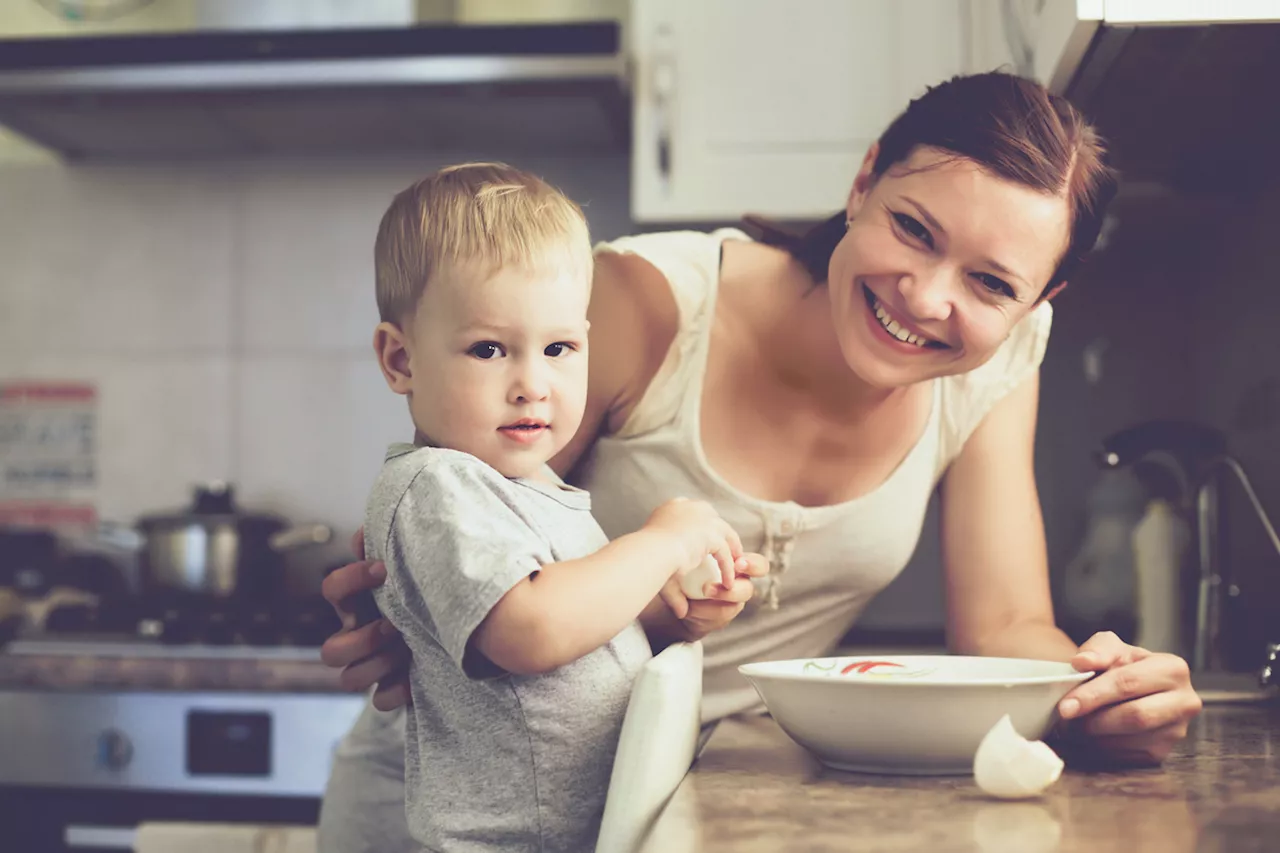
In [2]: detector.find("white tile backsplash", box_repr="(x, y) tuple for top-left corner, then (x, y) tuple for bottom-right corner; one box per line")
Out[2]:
(0, 154), (635, 560)
(1, 165), (236, 354)
(238, 167), (402, 353)
(234, 353), (409, 538)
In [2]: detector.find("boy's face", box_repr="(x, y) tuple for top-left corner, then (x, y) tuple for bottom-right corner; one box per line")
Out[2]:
(398, 262), (591, 479)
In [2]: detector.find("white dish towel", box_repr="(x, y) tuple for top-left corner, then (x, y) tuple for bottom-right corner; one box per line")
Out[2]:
(595, 641), (704, 853)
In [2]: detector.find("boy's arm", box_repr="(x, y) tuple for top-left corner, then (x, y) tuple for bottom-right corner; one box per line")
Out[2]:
(474, 498), (743, 675)
(471, 528), (686, 676)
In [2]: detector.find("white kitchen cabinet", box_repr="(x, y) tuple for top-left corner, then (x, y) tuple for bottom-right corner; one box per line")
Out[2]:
(628, 0), (966, 222)
(1008, 0), (1280, 95)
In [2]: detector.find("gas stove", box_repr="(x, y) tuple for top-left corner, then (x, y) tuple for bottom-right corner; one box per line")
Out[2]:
(14, 592), (343, 650)
(0, 594), (368, 850)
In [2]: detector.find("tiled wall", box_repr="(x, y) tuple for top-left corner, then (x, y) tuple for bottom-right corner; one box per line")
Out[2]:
(0, 154), (635, 584)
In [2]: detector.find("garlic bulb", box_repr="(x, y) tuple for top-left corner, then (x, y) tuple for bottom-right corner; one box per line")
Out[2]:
(973, 714), (1064, 800)
(679, 555), (723, 600)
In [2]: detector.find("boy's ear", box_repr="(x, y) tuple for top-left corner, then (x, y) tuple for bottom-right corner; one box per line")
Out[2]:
(374, 322), (414, 395)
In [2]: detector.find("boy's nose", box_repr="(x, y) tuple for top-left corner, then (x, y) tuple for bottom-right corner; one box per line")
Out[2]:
(510, 364), (550, 403)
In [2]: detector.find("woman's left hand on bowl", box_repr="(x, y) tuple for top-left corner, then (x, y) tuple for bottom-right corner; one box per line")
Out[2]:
(1054, 631), (1203, 766)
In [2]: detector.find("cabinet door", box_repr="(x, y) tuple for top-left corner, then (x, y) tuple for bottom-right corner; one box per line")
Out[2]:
(1032, 0), (1103, 91)
(629, 0), (964, 222)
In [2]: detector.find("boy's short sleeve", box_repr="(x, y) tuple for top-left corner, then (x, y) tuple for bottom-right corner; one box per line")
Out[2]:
(370, 455), (552, 676)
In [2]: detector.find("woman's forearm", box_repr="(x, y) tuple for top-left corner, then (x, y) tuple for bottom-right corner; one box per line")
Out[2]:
(960, 618), (1079, 662)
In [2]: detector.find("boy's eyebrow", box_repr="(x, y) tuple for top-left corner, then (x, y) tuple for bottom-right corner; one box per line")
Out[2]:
(457, 323), (587, 337)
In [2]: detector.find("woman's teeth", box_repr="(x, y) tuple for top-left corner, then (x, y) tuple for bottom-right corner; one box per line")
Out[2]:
(872, 298), (929, 348)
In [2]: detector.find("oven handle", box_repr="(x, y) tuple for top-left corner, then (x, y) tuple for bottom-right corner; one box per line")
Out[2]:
(66, 825), (137, 849)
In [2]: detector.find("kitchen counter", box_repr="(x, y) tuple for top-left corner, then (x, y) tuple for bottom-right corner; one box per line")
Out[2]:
(0, 644), (352, 693)
(640, 703), (1280, 852)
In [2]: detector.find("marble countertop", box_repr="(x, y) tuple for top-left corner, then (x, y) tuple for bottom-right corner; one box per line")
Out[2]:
(640, 703), (1280, 853)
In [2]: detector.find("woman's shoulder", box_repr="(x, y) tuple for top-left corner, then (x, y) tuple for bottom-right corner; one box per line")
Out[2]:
(594, 228), (749, 318)
(583, 229), (750, 428)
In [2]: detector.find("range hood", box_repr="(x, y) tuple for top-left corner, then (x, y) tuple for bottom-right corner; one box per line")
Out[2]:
(0, 21), (628, 159)
(1037, 2), (1280, 194)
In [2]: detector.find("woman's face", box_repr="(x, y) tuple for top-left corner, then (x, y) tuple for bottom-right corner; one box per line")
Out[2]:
(826, 145), (1071, 390)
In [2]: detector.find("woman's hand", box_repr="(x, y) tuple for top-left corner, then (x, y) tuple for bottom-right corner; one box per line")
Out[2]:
(649, 552), (770, 643)
(1055, 631), (1202, 766)
(319, 530), (412, 711)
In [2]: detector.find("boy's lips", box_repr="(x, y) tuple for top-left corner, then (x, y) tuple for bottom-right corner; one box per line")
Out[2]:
(498, 419), (549, 444)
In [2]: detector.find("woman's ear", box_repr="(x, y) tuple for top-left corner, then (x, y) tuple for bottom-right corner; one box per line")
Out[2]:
(374, 322), (414, 395)
(847, 142), (880, 219)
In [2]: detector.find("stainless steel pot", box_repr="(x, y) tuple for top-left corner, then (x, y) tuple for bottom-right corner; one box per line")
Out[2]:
(134, 482), (330, 600)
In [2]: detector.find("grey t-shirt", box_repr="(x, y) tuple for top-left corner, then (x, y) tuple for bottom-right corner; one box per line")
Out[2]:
(364, 444), (652, 853)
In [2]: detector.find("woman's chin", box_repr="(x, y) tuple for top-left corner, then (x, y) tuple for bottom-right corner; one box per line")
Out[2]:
(840, 337), (946, 390)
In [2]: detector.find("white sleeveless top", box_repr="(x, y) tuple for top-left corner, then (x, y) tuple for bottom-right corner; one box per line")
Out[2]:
(576, 228), (1052, 722)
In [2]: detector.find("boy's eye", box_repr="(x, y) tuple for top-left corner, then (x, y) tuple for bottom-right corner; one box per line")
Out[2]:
(468, 341), (504, 359)
(545, 342), (576, 357)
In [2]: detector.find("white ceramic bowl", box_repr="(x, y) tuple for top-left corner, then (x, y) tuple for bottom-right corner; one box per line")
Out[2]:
(738, 655), (1092, 775)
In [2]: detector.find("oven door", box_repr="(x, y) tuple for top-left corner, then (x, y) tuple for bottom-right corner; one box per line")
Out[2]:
(0, 689), (365, 852)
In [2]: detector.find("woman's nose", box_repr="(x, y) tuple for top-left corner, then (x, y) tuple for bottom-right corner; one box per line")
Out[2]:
(898, 264), (956, 322)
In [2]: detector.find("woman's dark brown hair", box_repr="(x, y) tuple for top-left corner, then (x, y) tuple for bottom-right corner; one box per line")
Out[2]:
(744, 72), (1118, 297)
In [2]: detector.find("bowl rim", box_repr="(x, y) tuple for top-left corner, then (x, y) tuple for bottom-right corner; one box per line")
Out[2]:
(737, 654), (1096, 688)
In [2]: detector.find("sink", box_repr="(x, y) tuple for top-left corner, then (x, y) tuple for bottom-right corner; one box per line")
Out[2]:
(1192, 671), (1278, 704)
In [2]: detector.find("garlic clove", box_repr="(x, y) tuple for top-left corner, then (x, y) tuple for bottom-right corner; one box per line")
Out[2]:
(679, 555), (722, 600)
(973, 714), (1064, 800)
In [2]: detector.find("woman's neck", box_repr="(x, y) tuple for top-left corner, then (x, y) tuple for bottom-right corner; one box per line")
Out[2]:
(752, 253), (910, 420)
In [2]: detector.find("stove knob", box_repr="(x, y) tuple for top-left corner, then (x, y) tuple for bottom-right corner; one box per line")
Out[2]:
(203, 610), (236, 645)
(96, 729), (133, 771)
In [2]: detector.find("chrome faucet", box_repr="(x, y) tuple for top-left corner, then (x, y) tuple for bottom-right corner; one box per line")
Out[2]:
(1096, 420), (1280, 684)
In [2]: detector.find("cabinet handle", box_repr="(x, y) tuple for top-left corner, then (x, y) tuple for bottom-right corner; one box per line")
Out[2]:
(65, 826), (137, 849)
(652, 24), (676, 185)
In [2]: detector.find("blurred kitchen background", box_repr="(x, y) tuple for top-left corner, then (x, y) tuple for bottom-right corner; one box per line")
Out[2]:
(1, 1), (1278, 849)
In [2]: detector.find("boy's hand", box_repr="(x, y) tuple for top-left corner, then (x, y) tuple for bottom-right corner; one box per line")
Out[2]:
(650, 552), (770, 642)
(644, 497), (744, 588)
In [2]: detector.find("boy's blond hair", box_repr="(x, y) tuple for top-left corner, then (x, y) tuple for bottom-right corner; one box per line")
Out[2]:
(374, 162), (593, 324)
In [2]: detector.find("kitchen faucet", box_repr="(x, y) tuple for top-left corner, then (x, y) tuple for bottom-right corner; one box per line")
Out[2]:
(1096, 420), (1280, 687)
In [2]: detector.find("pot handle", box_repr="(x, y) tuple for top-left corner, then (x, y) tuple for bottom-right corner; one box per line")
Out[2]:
(86, 521), (146, 552)
(268, 524), (333, 551)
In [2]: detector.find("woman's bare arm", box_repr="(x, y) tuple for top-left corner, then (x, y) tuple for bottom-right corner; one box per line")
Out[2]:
(940, 370), (1200, 765)
(938, 370), (1074, 659)
(550, 249), (681, 478)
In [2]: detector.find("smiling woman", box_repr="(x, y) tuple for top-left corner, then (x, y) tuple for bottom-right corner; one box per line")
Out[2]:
(316, 72), (1203, 853)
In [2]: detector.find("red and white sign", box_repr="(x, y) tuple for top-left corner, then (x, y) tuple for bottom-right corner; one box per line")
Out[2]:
(0, 381), (98, 530)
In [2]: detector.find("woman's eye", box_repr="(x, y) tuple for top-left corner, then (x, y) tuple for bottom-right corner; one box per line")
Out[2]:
(468, 341), (504, 359)
(892, 212), (933, 248)
(973, 273), (1016, 299)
